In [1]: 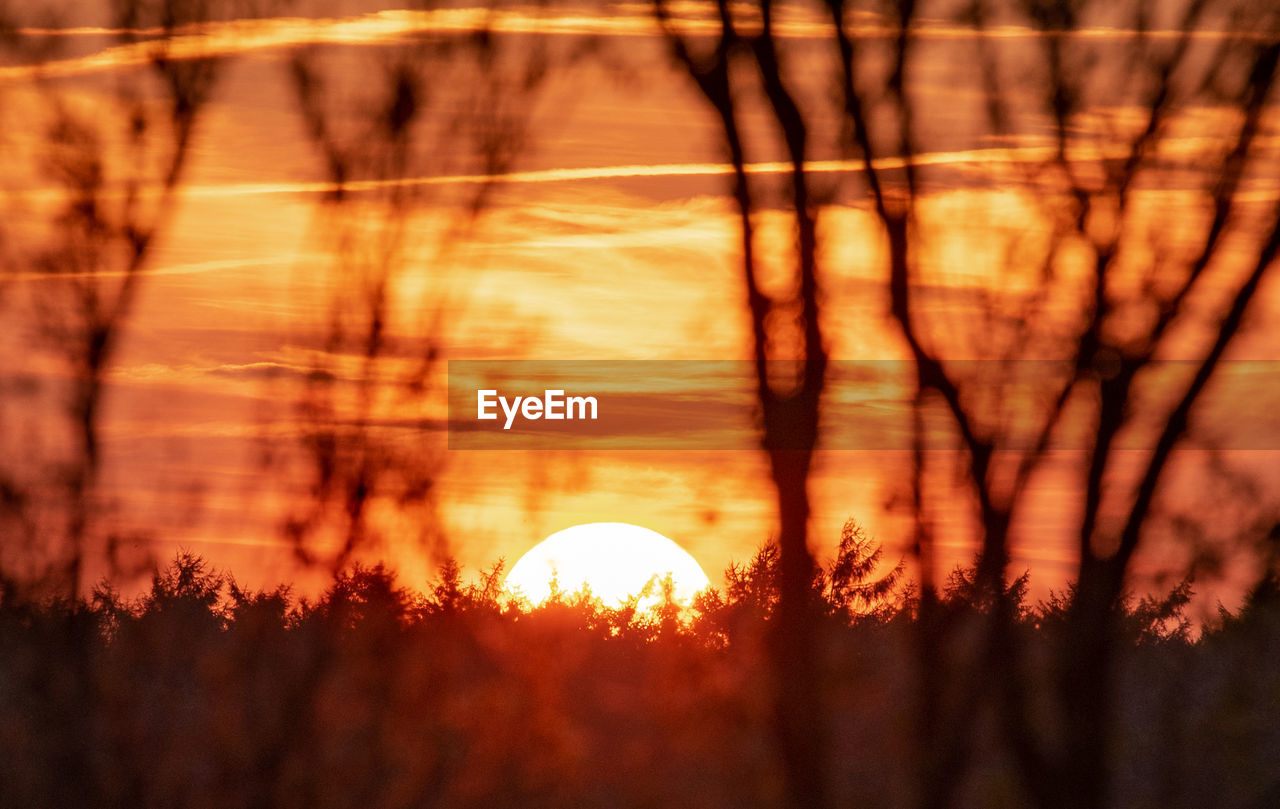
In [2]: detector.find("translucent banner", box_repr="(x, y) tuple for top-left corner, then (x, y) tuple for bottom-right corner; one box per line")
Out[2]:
(446, 360), (1280, 450)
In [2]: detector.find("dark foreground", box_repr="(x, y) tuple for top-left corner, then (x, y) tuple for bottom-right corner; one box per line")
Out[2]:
(2, 544), (1278, 809)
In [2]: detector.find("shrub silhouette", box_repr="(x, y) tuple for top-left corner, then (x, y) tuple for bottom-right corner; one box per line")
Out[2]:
(3, 541), (1277, 809)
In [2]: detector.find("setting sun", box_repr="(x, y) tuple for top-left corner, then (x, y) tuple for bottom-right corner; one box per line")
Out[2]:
(4, 1), (1279, 806)
(505, 523), (711, 606)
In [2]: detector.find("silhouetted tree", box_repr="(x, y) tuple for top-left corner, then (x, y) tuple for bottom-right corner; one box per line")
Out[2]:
(652, 0), (1280, 805)
(0, 0), (273, 601)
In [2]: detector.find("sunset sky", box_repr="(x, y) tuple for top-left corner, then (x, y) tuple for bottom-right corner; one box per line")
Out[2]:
(3, 0), (1278, 603)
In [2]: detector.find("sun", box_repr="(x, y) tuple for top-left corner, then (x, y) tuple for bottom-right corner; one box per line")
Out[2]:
(505, 522), (711, 606)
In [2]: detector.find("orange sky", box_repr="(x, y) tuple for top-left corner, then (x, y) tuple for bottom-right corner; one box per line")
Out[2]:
(2, 0), (1279, 605)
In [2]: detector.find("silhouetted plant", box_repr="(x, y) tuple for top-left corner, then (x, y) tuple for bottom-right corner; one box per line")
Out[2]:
(4, 550), (1280, 809)
(824, 519), (909, 621)
(142, 550), (226, 616)
(306, 562), (415, 629)
(650, 0), (1280, 804)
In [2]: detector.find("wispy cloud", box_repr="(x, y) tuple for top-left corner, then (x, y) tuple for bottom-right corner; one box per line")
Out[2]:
(5, 255), (310, 282)
(3, 8), (670, 81)
(146, 138), (1278, 200)
(5, 6), (1262, 82)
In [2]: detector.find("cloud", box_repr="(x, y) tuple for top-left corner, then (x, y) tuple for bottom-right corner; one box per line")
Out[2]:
(5, 256), (310, 282)
(86, 135), (1272, 202)
(205, 361), (324, 381)
(5, 5), (1262, 84)
(1, 8), (666, 82)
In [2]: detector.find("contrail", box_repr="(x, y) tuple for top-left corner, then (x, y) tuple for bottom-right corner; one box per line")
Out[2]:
(3, 8), (1263, 82)
(21, 138), (1271, 202)
(160, 146), (1065, 199)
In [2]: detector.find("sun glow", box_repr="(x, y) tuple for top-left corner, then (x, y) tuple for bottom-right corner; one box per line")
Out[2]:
(505, 523), (711, 607)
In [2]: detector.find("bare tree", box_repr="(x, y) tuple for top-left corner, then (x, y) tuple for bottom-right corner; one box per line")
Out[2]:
(652, 2), (831, 805)
(655, 0), (1280, 806)
(265, 0), (589, 572)
(0, 0), (264, 601)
